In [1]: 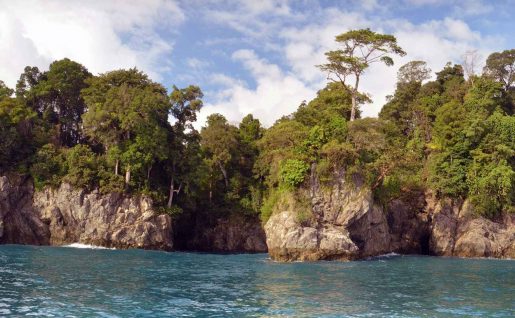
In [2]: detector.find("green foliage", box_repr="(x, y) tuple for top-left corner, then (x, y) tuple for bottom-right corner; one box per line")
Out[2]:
(0, 97), (38, 171)
(302, 125), (327, 161)
(63, 144), (97, 189)
(30, 144), (65, 189)
(279, 159), (310, 188)
(239, 114), (263, 144)
(82, 68), (170, 187)
(2, 48), (515, 222)
(483, 49), (515, 90)
(97, 169), (125, 194)
(468, 159), (514, 217)
(397, 60), (432, 84)
(15, 59), (91, 147)
(255, 119), (308, 186)
(260, 186), (312, 223)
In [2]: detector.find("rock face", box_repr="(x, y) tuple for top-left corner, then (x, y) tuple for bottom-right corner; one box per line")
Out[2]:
(180, 215), (267, 253)
(265, 175), (515, 261)
(0, 175), (50, 245)
(428, 197), (515, 258)
(265, 176), (397, 261)
(0, 175), (173, 250)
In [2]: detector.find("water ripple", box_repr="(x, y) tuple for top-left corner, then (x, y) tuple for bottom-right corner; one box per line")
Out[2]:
(0, 245), (514, 317)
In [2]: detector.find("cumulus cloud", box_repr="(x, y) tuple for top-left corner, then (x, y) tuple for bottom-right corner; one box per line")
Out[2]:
(0, 0), (507, 129)
(195, 49), (316, 129)
(0, 0), (184, 87)
(198, 4), (503, 123)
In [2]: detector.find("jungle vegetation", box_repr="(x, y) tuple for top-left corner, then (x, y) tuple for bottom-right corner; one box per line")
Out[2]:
(1, 29), (513, 220)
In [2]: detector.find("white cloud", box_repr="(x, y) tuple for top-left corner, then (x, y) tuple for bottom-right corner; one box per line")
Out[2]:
(196, 49), (316, 129)
(199, 0), (302, 43)
(1, 0), (506, 130)
(0, 0), (184, 88)
(198, 5), (503, 124)
(404, 0), (494, 16)
(186, 58), (210, 70)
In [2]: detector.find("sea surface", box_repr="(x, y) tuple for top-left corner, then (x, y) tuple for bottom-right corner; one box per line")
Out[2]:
(0, 245), (513, 317)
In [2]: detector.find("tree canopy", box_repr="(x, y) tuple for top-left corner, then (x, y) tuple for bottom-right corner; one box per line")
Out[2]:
(318, 28), (406, 121)
(0, 41), (513, 222)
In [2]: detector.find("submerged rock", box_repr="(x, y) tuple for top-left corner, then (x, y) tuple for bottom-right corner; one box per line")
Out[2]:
(0, 175), (173, 250)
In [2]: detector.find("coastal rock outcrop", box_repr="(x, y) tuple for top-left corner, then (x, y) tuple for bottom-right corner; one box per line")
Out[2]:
(265, 177), (396, 261)
(428, 197), (515, 258)
(265, 174), (515, 261)
(0, 175), (50, 245)
(0, 175), (173, 250)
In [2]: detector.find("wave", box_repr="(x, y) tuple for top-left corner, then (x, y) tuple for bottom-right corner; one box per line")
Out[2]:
(63, 243), (115, 250)
(365, 252), (401, 261)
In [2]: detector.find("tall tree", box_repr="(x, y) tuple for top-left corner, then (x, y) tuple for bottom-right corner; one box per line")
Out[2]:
(380, 61), (431, 135)
(461, 50), (481, 83)
(200, 114), (238, 201)
(0, 80), (13, 100)
(397, 60), (431, 84)
(483, 49), (515, 90)
(42, 59), (91, 146)
(81, 69), (169, 185)
(14, 59), (91, 147)
(167, 85), (203, 208)
(317, 28), (406, 121)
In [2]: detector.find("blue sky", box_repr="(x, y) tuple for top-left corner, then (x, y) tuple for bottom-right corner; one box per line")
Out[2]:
(1, 0), (514, 127)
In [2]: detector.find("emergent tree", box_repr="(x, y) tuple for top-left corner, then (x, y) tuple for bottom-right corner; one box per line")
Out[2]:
(318, 28), (406, 121)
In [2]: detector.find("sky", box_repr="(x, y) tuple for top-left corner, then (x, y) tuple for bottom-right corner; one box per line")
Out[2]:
(0, 0), (514, 128)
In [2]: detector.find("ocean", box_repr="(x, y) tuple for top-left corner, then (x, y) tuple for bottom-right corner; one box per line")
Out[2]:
(0, 244), (513, 317)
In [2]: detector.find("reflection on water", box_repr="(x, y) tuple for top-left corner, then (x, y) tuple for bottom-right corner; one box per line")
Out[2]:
(0, 245), (514, 317)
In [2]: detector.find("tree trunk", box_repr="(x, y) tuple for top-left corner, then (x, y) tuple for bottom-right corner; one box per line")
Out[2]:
(147, 164), (152, 182)
(167, 176), (182, 209)
(125, 165), (131, 184)
(350, 94), (357, 121)
(350, 75), (360, 121)
(167, 177), (175, 208)
(218, 161), (229, 188)
(209, 180), (213, 204)
(115, 159), (119, 176)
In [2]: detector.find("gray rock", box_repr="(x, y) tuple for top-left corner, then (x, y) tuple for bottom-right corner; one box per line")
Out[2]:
(0, 175), (173, 250)
(428, 194), (515, 258)
(265, 176), (391, 261)
(265, 173), (515, 262)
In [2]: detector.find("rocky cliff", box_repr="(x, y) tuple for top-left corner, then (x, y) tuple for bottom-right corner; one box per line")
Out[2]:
(2, 173), (513, 259)
(0, 174), (267, 252)
(0, 175), (173, 250)
(265, 175), (515, 261)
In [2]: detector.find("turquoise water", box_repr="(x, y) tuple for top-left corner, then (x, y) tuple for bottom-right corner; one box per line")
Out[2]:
(0, 245), (513, 317)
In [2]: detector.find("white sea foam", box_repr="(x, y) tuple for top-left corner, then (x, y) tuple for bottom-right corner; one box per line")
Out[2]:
(365, 252), (401, 261)
(63, 243), (115, 250)
(379, 252), (400, 258)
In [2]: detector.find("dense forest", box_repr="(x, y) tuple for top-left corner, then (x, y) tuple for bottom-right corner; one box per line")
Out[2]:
(0, 29), (513, 222)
